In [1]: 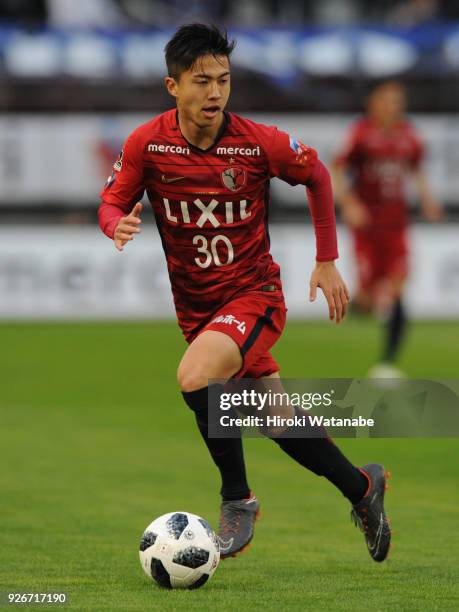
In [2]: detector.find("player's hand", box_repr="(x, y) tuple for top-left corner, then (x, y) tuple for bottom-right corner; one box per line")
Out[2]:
(114, 202), (142, 251)
(309, 261), (350, 324)
(422, 199), (443, 223)
(342, 199), (369, 229)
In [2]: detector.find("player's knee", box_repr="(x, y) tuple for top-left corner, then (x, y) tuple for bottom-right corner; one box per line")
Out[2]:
(177, 363), (209, 393)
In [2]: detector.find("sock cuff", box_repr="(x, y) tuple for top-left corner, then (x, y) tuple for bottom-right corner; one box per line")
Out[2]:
(221, 488), (252, 502)
(182, 383), (225, 415)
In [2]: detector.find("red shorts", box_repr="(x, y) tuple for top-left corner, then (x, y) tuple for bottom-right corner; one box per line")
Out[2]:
(353, 227), (409, 291)
(186, 289), (287, 379)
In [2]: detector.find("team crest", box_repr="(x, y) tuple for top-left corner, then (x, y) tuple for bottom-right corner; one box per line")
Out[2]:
(221, 167), (246, 192)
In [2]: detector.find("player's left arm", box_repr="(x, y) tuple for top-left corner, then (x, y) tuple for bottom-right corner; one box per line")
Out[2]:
(306, 160), (350, 324)
(409, 129), (443, 222)
(412, 168), (443, 222)
(265, 128), (350, 323)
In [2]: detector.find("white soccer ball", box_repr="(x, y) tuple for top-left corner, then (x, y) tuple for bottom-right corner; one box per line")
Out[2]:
(139, 512), (220, 589)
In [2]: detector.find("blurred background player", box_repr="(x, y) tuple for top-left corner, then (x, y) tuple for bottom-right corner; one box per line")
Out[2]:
(332, 81), (443, 378)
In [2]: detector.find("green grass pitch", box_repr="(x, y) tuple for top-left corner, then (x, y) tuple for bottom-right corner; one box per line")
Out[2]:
(1, 319), (458, 611)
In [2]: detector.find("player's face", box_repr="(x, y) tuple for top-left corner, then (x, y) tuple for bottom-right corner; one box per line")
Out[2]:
(369, 84), (406, 126)
(166, 54), (231, 129)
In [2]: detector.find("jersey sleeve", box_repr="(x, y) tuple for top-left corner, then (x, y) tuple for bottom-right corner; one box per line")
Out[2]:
(98, 129), (145, 239)
(263, 127), (338, 261)
(333, 122), (363, 167)
(409, 128), (425, 169)
(265, 127), (319, 185)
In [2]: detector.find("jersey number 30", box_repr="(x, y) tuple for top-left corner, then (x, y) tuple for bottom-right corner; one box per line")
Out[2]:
(193, 234), (234, 268)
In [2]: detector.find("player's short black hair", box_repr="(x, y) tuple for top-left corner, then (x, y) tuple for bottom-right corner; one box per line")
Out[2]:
(368, 79), (406, 96)
(165, 23), (235, 80)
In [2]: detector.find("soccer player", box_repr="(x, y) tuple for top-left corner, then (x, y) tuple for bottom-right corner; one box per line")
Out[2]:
(98, 24), (391, 562)
(332, 81), (442, 377)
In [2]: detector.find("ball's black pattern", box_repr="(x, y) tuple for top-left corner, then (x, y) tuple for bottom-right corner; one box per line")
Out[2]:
(150, 558), (172, 589)
(173, 546), (210, 569)
(198, 518), (219, 550)
(139, 531), (157, 552)
(166, 513), (189, 539)
(198, 518), (212, 534)
(188, 573), (210, 590)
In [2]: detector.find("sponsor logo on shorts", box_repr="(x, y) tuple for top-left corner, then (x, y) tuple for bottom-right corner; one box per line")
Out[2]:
(211, 314), (246, 335)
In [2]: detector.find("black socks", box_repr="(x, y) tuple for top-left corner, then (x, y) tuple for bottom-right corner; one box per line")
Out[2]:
(182, 384), (368, 505)
(273, 434), (368, 505)
(383, 297), (407, 362)
(182, 384), (250, 501)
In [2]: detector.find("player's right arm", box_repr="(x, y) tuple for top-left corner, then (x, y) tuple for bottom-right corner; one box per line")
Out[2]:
(98, 130), (145, 251)
(112, 202), (143, 251)
(331, 123), (369, 229)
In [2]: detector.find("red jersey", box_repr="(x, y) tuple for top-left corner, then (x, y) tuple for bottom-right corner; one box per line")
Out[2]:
(334, 117), (424, 228)
(99, 110), (337, 336)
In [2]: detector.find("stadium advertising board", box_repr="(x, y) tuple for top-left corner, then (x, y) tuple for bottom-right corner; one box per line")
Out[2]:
(0, 225), (457, 319)
(0, 114), (458, 207)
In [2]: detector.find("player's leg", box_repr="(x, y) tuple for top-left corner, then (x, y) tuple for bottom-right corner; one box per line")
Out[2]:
(350, 228), (375, 316)
(178, 330), (252, 502)
(261, 372), (391, 562)
(186, 291), (286, 557)
(350, 289), (372, 315)
(375, 276), (407, 364)
(370, 230), (409, 375)
(262, 372), (368, 504)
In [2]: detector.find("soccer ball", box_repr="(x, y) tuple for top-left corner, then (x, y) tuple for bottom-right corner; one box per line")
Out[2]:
(139, 512), (220, 589)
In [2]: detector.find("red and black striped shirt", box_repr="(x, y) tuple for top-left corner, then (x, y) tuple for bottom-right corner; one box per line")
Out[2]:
(99, 109), (338, 335)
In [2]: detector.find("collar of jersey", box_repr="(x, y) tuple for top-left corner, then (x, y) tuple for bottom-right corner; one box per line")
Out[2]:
(175, 110), (230, 153)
